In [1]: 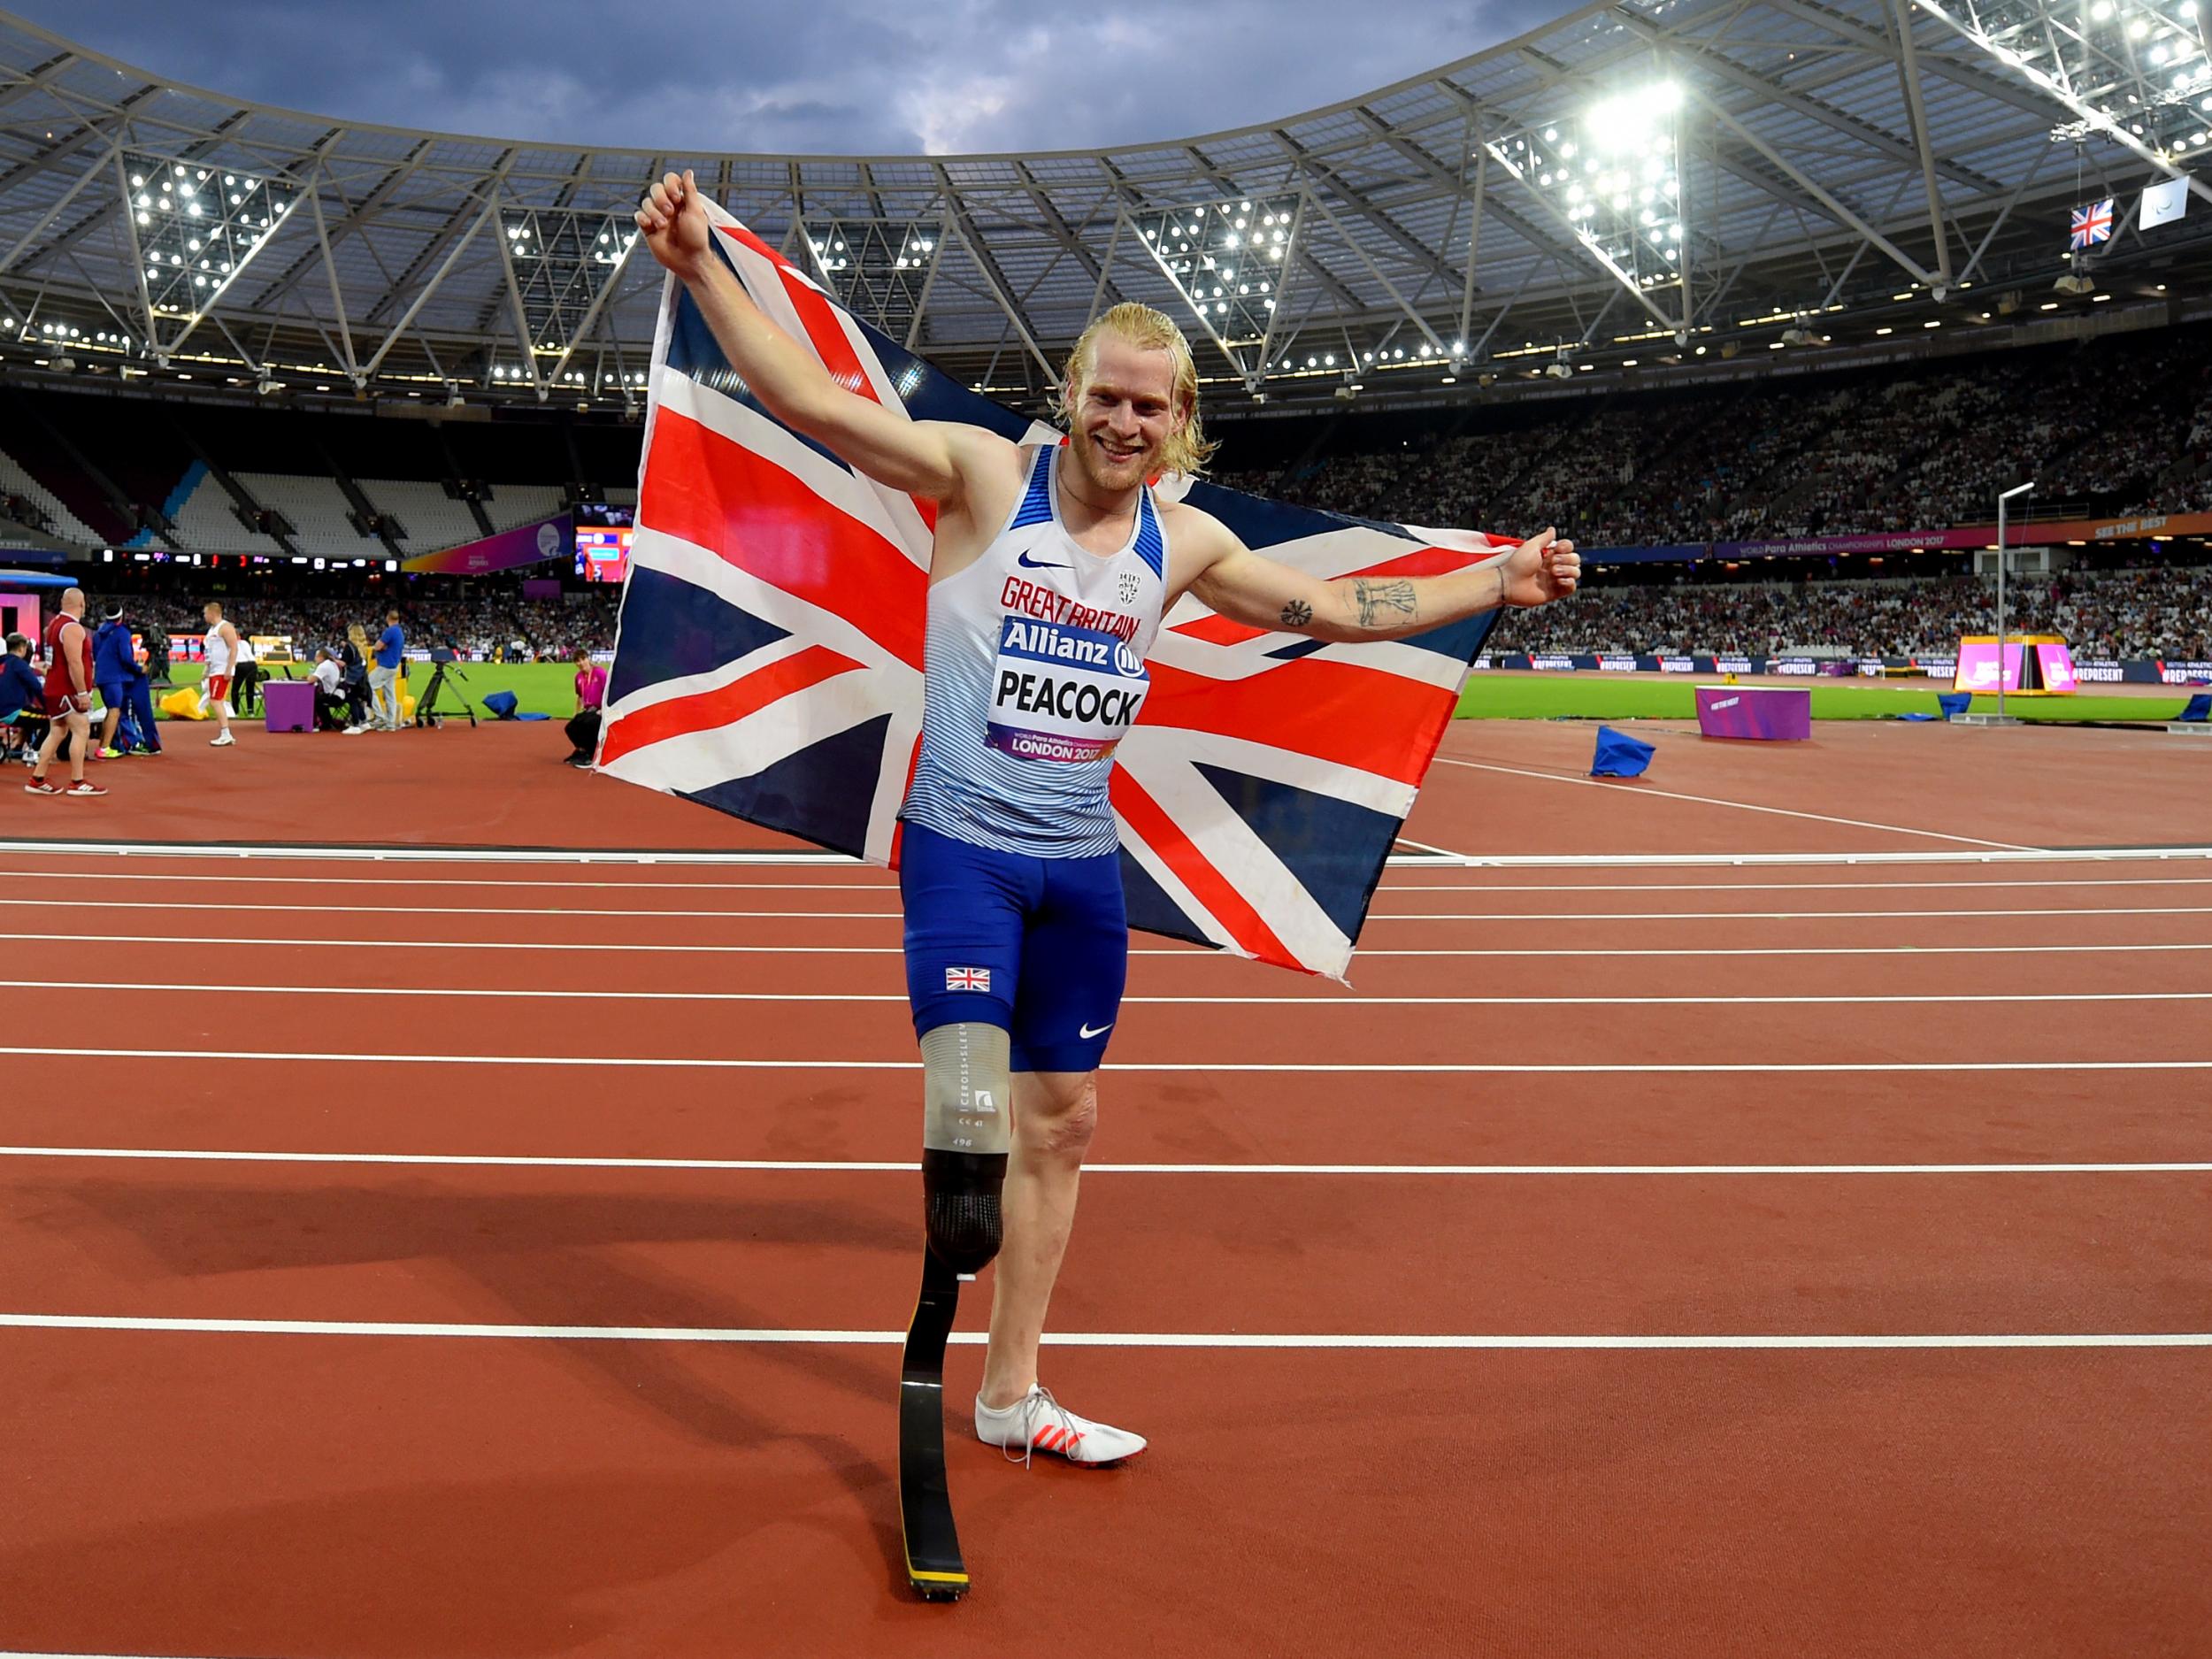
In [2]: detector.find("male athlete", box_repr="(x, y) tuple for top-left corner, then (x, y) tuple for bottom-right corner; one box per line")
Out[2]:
(202, 601), (241, 748)
(636, 171), (1578, 1464)
(25, 587), (105, 797)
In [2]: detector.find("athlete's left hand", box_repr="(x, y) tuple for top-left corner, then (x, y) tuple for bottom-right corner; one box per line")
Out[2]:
(1499, 527), (1579, 608)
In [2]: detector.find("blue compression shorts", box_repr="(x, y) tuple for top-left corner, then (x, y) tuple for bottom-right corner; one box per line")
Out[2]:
(899, 819), (1128, 1073)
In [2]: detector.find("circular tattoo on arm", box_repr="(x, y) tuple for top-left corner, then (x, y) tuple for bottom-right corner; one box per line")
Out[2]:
(1279, 598), (1314, 628)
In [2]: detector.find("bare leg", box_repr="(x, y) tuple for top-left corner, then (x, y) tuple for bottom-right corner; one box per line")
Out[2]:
(31, 716), (65, 781)
(978, 1068), (1096, 1409)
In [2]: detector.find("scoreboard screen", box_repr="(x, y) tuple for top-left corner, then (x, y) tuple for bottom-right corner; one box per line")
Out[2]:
(574, 527), (633, 584)
(574, 503), (635, 584)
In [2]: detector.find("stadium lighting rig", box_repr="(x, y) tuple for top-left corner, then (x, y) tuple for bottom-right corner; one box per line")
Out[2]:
(495, 206), (640, 396)
(1484, 80), (1691, 342)
(800, 219), (947, 347)
(1915, 0), (2212, 206)
(1126, 194), (1300, 390)
(117, 153), (297, 364)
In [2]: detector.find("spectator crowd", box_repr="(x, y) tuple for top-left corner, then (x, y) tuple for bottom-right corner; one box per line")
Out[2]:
(1488, 562), (2212, 659)
(1212, 324), (2212, 549)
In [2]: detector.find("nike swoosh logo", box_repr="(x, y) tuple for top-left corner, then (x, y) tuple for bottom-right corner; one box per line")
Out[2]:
(1018, 552), (1071, 571)
(1079, 1021), (1114, 1040)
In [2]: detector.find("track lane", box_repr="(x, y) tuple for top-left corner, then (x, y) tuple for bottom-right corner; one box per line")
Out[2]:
(3, 1159), (2208, 1337)
(4, 1333), (2204, 1659)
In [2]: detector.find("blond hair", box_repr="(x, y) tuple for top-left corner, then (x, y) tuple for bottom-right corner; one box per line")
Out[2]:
(1059, 302), (1218, 479)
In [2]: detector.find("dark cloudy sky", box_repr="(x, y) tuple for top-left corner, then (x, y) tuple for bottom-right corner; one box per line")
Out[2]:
(11, 0), (1554, 155)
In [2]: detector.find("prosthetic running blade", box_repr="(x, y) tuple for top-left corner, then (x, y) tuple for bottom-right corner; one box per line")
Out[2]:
(898, 1247), (969, 1601)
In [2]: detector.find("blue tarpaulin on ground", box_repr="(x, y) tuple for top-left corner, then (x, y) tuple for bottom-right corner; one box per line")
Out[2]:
(481, 690), (519, 719)
(1591, 726), (1655, 777)
(1937, 692), (1972, 719)
(2180, 693), (2211, 723)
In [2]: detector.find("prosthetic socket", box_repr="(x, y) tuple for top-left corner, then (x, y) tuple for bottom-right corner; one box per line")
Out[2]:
(919, 1022), (1011, 1274)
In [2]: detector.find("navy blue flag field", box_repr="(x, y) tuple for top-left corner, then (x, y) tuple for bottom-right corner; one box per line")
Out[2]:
(597, 199), (1512, 979)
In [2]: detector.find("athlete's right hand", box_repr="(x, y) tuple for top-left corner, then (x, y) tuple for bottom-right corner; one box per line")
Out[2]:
(635, 168), (711, 283)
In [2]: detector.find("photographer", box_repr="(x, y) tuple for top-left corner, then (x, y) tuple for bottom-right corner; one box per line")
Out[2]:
(565, 648), (607, 767)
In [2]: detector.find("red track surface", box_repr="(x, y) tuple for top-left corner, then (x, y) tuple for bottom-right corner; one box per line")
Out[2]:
(4, 723), (2209, 1656)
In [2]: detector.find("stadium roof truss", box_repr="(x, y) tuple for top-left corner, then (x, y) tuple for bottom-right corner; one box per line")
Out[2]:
(0, 0), (2203, 413)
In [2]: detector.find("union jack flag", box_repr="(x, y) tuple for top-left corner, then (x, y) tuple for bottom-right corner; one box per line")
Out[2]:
(596, 198), (1512, 979)
(2070, 198), (2114, 250)
(944, 967), (992, 993)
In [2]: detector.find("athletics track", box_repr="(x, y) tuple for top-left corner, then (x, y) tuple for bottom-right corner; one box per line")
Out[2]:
(2, 718), (2207, 1657)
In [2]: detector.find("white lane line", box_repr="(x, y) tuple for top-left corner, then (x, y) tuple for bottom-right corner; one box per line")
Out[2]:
(41, 897), (904, 920)
(12, 869), (2212, 896)
(1428, 756), (2037, 850)
(1368, 907), (2212, 922)
(39, 902), (2212, 929)
(0, 868), (898, 892)
(6, 839), (2211, 870)
(0, 841), (862, 865)
(3, 1046), (2208, 1074)
(13, 932), (2212, 960)
(8, 1147), (2207, 1176)
(5, 981), (2207, 1009)
(5, 1313), (2204, 1349)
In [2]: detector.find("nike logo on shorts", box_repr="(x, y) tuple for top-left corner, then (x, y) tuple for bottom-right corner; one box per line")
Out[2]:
(1079, 1021), (1114, 1040)
(1018, 552), (1071, 571)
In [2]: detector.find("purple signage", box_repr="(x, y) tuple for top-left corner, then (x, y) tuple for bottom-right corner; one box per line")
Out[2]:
(1695, 685), (1812, 741)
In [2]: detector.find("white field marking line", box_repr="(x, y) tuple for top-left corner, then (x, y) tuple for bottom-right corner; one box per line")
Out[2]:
(1393, 834), (1468, 859)
(1379, 877), (2212, 893)
(6, 838), (2212, 871)
(9, 1147), (2209, 1177)
(7, 981), (2212, 1011)
(0, 840), (868, 865)
(0, 868), (899, 893)
(1429, 755), (2037, 851)
(4, 1045), (2209, 1074)
(13, 868), (2212, 897)
(4, 1312), (2206, 1349)
(15, 932), (2212, 961)
(44, 897), (906, 920)
(39, 896), (2212, 925)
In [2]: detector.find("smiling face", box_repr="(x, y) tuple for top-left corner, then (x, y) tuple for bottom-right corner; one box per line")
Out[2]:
(1065, 329), (1186, 497)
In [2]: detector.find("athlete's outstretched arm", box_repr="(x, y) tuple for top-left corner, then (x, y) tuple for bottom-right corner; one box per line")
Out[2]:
(634, 170), (1008, 503)
(1184, 518), (1580, 643)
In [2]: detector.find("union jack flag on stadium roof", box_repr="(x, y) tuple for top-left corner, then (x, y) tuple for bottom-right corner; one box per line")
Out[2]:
(596, 197), (1512, 979)
(2070, 197), (2114, 250)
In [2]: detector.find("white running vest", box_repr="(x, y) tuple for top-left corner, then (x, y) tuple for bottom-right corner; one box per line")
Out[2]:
(902, 443), (1168, 858)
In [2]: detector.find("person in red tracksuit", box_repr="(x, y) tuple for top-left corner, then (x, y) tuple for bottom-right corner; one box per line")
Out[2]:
(27, 587), (105, 797)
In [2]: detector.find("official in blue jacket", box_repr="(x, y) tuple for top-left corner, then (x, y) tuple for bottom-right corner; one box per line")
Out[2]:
(93, 604), (137, 758)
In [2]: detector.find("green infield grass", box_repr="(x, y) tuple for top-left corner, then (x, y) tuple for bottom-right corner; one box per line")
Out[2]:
(165, 661), (586, 719)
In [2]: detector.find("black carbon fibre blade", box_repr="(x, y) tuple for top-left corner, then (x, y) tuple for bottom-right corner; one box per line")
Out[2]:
(898, 1247), (969, 1601)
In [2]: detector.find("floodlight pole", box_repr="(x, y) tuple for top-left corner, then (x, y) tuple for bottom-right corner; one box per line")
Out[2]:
(1995, 480), (2034, 720)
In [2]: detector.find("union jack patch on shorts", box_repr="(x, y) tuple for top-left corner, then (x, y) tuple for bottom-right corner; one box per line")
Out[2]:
(944, 966), (992, 992)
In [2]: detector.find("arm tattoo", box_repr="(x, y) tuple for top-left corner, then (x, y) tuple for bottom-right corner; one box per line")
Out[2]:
(1279, 598), (1314, 629)
(1351, 578), (1417, 632)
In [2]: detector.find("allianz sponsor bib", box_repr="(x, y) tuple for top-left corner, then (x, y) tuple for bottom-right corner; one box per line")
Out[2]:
(987, 616), (1149, 764)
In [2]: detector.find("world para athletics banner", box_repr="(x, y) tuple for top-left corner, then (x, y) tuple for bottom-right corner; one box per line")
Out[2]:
(402, 513), (573, 575)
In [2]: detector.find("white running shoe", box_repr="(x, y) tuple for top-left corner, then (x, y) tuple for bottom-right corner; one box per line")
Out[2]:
(974, 1385), (1147, 1466)
(210, 732), (235, 747)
